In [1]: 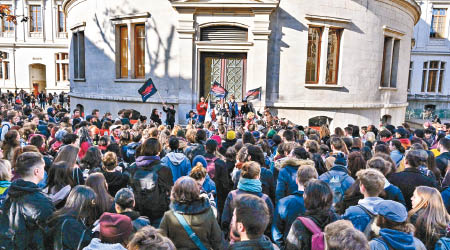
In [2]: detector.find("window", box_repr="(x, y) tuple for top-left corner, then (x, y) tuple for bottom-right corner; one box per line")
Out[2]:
(431, 8), (447, 38)
(56, 52), (69, 82)
(58, 5), (66, 33)
(380, 36), (400, 88)
(326, 28), (342, 84)
(29, 5), (42, 33)
(115, 23), (146, 79)
(407, 62), (413, 91)
(73, 31), (85, 79)
(119, 26), (128, 78)
(4, 61), (9, 80)
(2, 5), (14, 33)
(421, 61), (445, 93)
(134, 24), (145, 78)
(0, 53), (10, 80)
(305, 27), (322, 83)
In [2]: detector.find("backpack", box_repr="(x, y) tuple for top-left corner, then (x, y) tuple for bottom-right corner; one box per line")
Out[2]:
(0, 189), (9, 209)
(205, 157), (218, 179)
(187, 144), (206, 161)
(132, 164), (171, 218)
(297, 217), (325, 250)
(357, 205), (376, 238)
(327, 174), (347, 205)
(436, 237), (450, 250)
(0, 123), (10, 140)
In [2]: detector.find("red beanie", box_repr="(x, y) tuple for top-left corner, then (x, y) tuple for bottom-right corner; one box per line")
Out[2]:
(99, 212), (133, 244)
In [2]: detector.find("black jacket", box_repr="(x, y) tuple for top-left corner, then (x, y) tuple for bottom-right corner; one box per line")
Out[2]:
(205, 153), (230, 218)
(229, 235), (279, 250)
(163, 107), (176, 124)
(285, 210), (339, 250)
(388, 168), (438, 210)
(103, 170), (129, 197)
(150, 113), (162, 125)
(0, 179), (55, 250)
(121, 210), (150, 232)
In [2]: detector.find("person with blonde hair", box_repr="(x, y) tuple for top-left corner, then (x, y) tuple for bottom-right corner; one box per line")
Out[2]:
(0, 159), (12, 207)
(408, 186), (450, 249)
(127, 226), (175, 250)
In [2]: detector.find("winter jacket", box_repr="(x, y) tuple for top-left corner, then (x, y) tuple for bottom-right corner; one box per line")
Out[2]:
(162, 107), (176, 124)
(82, 238), (127, 250)
(48, 214), (93, 250)
(272, 191), (305, 248)
(369, 228), (426, 250)
(442, 187), (450, 214)
(221, 189), (274, 236)
(343, 197), (384, 233)
(150, 113), (162, 125)
(285, 210), (340, 250)
(103, 170), (129, 197)
(0, 179), (55, 250)
(436, 152), (450, 177)
(275, 158), (312, 203)
(159, 198), (224, 250)
(384, 180), (406, 206)
(319, 164), (355, 194)
(233, 167), (276, 204)
(129, 156), (174, 222)
(44, 185), (71, 209)
(205, 153), (230, 217)
(219, 139), (237, 156)
(161, 152), (192, 182)
(229, 235), (279, 250)
(120, 210), (150, 232)
(388, 168), (438, 210)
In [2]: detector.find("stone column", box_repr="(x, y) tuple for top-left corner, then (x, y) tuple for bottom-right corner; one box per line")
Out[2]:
(252, 9), (272, 109)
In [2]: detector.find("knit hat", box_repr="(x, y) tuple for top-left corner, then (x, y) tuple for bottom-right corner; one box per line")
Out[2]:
(334, 153), (347, 166)
(211, 135), (222, 147)
(227, 130), (236, 140)
(267, 129), (276, 139)
(252, 131), (260, 140)
(192, 155), (208, 168)
(99, 212), (133, 244)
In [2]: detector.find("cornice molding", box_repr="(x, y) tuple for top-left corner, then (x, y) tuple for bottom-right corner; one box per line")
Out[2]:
(376, 0), (421, 24)
(169, 0), (279, 11)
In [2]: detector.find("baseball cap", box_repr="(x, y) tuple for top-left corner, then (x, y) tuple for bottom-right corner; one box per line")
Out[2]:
(374, 200), (407, 223)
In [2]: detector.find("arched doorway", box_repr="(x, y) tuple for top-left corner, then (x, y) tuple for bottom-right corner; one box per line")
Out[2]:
(29, 64), (46, 96)
(76, 104), (85, 118)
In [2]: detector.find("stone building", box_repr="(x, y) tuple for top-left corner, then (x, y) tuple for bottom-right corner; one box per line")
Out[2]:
(0, 0), (69, 95)
(408, 0), (450, 121)
(63, 0), (420, 128)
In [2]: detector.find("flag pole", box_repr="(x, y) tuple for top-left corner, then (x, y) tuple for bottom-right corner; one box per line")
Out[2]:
(157, 91), (164, 104)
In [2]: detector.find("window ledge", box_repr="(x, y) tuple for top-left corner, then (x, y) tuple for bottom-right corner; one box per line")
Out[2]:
(379, 87), (397, 91)
(304, 84), (344, 88)
(73, 78), (86, 82)
(114, 78), (145, 83)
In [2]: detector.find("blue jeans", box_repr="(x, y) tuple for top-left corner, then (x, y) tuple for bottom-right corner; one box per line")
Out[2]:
(198, 115), (205, 123)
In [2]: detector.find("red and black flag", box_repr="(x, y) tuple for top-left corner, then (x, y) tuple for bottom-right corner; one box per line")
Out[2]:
(245, 87), (262, 101)
(138, 78), (158, 102)
(210, 81), (228, 99)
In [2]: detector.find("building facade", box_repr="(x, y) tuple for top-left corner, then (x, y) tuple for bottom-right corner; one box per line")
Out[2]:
(408, 0), (450, 121)
(63, 0), (420, 128)
(0, 0), (69, 95)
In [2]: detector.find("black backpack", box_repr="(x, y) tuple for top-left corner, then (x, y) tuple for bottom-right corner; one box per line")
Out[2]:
(132, 164), (171, 218)
(187, 144), (206, 162)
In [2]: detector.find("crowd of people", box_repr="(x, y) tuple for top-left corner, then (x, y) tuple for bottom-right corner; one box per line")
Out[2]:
(0, 91), (449, 250)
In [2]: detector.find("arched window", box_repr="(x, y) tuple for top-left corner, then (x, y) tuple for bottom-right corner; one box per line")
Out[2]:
(200, 25), (248, 42)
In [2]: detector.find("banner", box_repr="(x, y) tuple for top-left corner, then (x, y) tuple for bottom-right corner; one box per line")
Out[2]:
(210, 81), (228, 99)
(138, 78), (158, 102)
(245, 87), (262, 101)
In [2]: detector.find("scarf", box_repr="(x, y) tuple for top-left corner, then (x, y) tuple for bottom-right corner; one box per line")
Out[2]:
(136, 155), (161, 167)
(238, 178), (262, 193)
